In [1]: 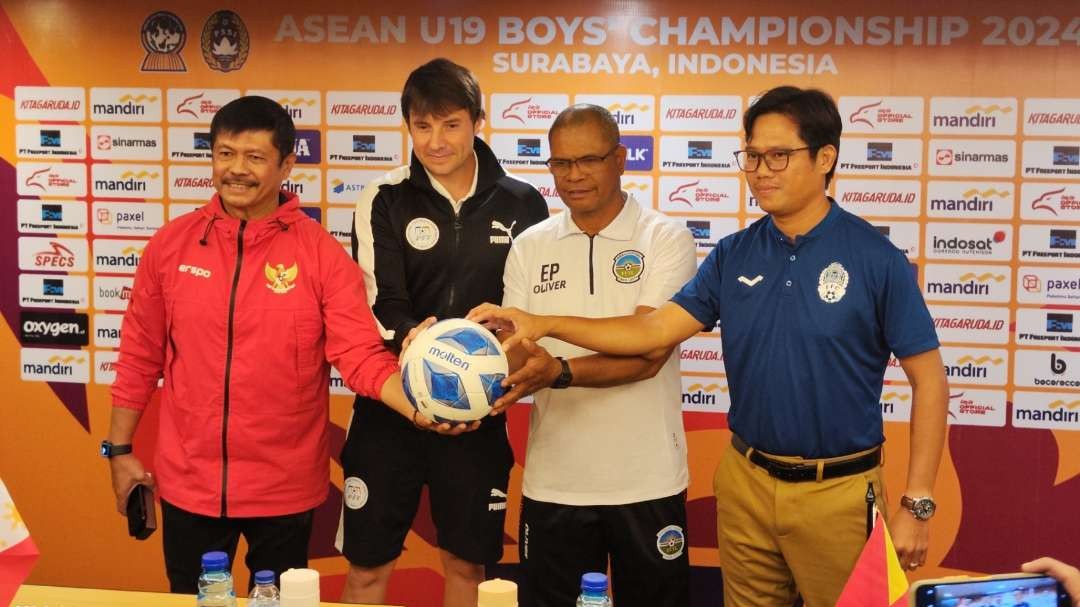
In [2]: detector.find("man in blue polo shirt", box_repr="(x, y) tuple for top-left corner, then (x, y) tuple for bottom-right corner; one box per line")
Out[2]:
(470, 86), (949, 607)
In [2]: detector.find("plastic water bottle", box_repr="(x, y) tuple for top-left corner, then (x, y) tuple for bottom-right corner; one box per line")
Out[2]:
(249, 570), (280, 607)
(196, 551), (237, 607)
(575, 572), (612, 607)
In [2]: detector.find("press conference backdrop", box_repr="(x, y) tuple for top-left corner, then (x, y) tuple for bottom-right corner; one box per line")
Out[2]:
(1, 0), (1078, 603)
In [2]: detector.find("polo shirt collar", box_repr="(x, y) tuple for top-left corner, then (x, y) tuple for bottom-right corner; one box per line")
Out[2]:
(555, 192), (641, 241)
(423, 151), (479, 213)
(765, 196), (841, 245)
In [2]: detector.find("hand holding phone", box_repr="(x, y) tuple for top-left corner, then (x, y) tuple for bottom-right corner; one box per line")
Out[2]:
(911, 572), (1070, 606)
(125, 483), (157, 540)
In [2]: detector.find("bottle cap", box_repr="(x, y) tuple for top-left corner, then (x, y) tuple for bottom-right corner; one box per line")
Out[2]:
(280, 568), (320, 607)
(201, 551), (228, 572)
(477, 578), (517, 607)
(581, 572), (608, 593)
(254, 570), (275, 585)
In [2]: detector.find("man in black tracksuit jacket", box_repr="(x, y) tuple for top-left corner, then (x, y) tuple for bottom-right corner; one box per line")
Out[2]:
(336, 58), (548, 607)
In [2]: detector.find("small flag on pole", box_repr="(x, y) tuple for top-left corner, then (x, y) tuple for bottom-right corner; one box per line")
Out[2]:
(0, 478), (40, 606)
(835, 512), (911, 607)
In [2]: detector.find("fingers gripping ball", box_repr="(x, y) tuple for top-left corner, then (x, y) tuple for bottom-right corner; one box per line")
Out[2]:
(401, 318), (508, 423)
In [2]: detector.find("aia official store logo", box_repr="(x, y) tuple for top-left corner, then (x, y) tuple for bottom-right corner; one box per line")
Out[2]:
(17, 163), (87, 197)
(947, 390), (1006, 427)
(1023, 183), (1080, 220)
(492, 93), (567, 129)
(840, 96), (922, 134)
(658, 176), (738, 213)
(167, 88), (240, 123)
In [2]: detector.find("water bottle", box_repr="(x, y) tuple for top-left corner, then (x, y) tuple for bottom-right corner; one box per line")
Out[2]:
(249, 570), (280, 607)
(575, 572), (612, 607)
(196, 551), (236, 607)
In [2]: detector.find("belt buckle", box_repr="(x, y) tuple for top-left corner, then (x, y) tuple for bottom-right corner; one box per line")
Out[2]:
(766, 459), (810, 482)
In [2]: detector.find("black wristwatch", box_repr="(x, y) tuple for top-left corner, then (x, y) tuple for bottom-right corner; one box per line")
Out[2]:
(900, 495), (937, 521)
(100, 440), (133, 458)
(551, 357), (573, 389)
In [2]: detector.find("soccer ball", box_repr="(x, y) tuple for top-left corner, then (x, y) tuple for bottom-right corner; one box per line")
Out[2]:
(401, 318), (508, 423)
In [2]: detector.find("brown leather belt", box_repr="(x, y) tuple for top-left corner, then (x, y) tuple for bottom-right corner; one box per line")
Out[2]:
(731, 434), (881, 483)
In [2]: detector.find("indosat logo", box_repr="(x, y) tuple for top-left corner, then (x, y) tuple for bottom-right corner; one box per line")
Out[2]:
(930, 229), (1008, 257)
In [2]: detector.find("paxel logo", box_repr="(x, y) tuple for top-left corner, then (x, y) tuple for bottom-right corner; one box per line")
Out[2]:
(20, 312), (89, 346)
(620, 135), (653, 171)
(294, 129), (321, 164)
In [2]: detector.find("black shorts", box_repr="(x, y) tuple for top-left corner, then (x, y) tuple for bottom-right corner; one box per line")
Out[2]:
(518, 491), (689, 607)
(338, 395), (514, 567)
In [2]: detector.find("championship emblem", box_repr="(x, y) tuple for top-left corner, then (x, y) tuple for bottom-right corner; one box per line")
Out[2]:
(656, 525), (686, 560)
(201, 10), (249, 73)
(265, 262), (298, 294)
(612, 250), (644, 284)
(405, 217), (439, 251)
(817, 261), (849, 303)
(343, 477), (369, 510)
(140, 11), (186, 72)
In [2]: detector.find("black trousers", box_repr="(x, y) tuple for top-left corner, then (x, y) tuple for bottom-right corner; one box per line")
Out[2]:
(161, 498), (314, 594)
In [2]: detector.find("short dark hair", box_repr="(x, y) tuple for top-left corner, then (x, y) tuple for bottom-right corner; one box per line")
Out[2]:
(549, 104), (620, 149)
(743, 86), (842, 186)
(401, 58), (484, 124)
(210, 95), (295, 164)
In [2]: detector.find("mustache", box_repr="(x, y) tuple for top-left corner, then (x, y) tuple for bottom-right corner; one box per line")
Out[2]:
(223, 179), (257, 186)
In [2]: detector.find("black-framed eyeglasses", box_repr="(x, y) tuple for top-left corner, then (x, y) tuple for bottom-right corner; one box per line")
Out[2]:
(545, 144), (620, 176)
(733, 147), (811, 172)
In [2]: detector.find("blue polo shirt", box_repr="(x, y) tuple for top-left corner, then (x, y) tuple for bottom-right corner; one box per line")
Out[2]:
(671, 201), (939, 458)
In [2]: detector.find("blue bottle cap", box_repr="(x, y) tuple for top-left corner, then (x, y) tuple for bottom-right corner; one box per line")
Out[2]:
(581, 572), (608, 593)
(254, 570), (275, 585)
(201, 551), (229, 571)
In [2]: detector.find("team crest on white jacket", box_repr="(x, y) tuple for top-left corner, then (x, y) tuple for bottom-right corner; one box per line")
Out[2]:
(406, 217), (439, 251)
(265, 262), (298, 294)
(818, 262), (848, 303)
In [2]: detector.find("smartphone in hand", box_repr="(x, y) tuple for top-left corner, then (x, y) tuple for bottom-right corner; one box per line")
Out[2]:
(125, 483), (157, 540)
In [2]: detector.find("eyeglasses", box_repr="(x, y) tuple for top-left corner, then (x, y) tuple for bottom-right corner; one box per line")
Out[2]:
(733, 147), (811, 172)
(545, 144), (620, 176)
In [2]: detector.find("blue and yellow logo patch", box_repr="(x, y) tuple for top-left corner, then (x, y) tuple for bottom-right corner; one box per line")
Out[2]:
(613, 249), (644, 284)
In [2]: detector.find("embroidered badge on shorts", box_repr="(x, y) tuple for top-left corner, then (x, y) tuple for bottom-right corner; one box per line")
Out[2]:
(817, 261), (849, 303)
(343, 477), (369, 510)
(613, 249), (644, 283)
(656, 524), (686, 560)
(405, 217), (439, 251)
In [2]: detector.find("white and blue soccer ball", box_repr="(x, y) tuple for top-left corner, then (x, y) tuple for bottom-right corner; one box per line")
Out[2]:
(401, 318), (508, 423)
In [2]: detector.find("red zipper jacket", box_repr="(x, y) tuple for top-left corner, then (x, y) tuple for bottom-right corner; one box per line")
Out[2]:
(112, 192), (398, 518)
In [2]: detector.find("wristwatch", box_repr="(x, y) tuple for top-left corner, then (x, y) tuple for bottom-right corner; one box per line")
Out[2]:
(100, 440), (133, 458)
(901, 495), (937, 521)
(551, 357), (573, 389)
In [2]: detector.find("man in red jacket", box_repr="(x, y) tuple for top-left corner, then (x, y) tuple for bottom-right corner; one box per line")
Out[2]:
(104, 96), (430, 592)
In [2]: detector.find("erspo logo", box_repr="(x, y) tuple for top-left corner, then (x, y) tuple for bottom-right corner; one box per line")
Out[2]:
(924, 223), (1012, 260)
(18, 237), (88, 272)
(929, 98), (1017, 135)
(325, 91), (400, 127)
(837, 138), (921, 175)
(492, 93), (568, 130)
(246, 90), (320, 125)
(14, 86), (85, 121)
(923, 264), (1011, 303)
(20, 348), (90, 384)
(17, 163), (87, 197)
(1023, 98), (1080, 137)
(167, 88), (240, 123)
(929, 305), (1009, 345)
(659, 95), (741, 132)
(1023, 183), (1080, 220)
(840, 96), (923, 134)
(1012, 391), (1080, 430)
(926, 182), (1014, 219)
(680, 378), (730, 413)
(658, 176), (739, 213)
(574, 94), (655, 131)
(948, 390), (1006, 427)
(89, 88), (163, 122)
(941, 347), (1007, 385)
(18, 200), (87, 235)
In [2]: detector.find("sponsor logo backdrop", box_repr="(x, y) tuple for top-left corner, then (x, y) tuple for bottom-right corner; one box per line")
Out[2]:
(1, 1), (1078, 604)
